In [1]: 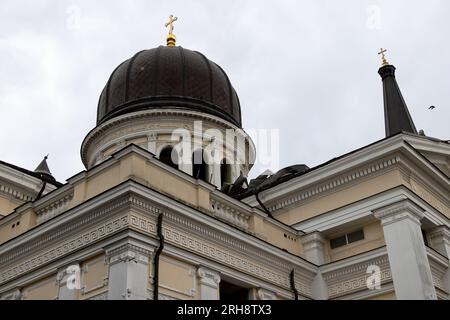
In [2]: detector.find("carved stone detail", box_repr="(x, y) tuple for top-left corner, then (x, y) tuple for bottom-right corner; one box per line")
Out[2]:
(36, 193), (74, 224)
(322, 254), (392, 298)
(373, 199), (425, 226)
(210, 197), (250, 230)
(106, 243), (152, 266)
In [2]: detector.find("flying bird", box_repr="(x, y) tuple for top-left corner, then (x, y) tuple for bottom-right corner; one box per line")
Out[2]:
(428, 105), (436, 110)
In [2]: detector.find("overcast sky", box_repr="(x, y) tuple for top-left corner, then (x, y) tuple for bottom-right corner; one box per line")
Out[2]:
(0, 0), (449, 182)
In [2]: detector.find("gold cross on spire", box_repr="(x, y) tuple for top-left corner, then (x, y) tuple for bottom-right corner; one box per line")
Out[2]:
(378, 48), (390, 66)
(165, 15), (178, 46)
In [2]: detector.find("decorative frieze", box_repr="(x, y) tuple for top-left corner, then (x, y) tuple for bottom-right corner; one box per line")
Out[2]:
(0, 214), (129, 284)
(0, 194), (132, 266)
(106, 243), (152, 266)
(322, 254), (392, 299)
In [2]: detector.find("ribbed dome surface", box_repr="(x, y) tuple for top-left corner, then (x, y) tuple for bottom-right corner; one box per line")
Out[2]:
(97, 46), (242, 127)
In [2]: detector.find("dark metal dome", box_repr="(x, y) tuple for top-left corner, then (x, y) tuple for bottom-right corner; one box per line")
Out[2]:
(97, 46), (242, 127)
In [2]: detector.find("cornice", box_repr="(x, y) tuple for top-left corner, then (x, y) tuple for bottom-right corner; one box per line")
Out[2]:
(266, 154), (401, 213)
(0, 164), (43, 194)
(293, 185), (450, 234)
(0, 180), (35, 203)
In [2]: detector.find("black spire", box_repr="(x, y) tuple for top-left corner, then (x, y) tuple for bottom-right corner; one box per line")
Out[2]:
(378, 50), (417, 137)
(34, 154), (54, 179)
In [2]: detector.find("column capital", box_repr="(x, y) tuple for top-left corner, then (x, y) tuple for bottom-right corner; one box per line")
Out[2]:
(428, 226), (450, 243)
(427, 225), (450, 259)
(0, 288), (22, 300)
(197, 266), (221, 287)
(147, 132), (158, 141)
(256, 288), (276, 300)
(56, 262), (81, 286)
(105, 243), (153, 266)
(301, 231), (326, 248)
(373, 199), (424, 226)
(197, 266), (221, 300)
(301, 231), (327, 265)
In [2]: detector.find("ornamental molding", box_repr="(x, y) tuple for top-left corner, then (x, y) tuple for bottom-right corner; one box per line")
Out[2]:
(0, 213), (129, 285)
(0, 194), (132, 266)
(36, 192), (74, 224)
(161, 209), (302, 273)
(131, 210), (308, 293)
(428, 226), (450, 244)
(81, 108), (247, 166)
(106, 243), (153, 266)
(125, 191), (308, 274)
(56, 262), (80, 286)
(0, 288), (21, 300)
(0, 188), (314, 295)
(301, 232), (326, 249)
(256, 288), (277, 300)
(85, 114), (253, 169)
(266, 155), (401, 213)
(126, 199), (314, 296)
(197, 266), (221, 287)
(321, 252), (392, 299)
(209, 196), (251, 230)
(373, 199), (425, 226)
(0, 181), (35, 203)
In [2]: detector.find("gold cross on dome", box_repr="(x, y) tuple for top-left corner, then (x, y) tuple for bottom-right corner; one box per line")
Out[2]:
(378, 48), (389, 66)
(165, 15), (178, 35)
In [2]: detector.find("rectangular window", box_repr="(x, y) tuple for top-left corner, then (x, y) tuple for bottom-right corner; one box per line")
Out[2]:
(347, 229), (364, 243)
(330, 235), (347, 249)
(330, 229), (365, 249)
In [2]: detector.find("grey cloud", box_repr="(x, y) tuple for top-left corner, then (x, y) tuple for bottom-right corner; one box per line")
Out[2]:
(0, 0), (448, 181)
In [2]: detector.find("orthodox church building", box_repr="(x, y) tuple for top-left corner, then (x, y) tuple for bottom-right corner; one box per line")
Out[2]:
(0, 18), (449, 300)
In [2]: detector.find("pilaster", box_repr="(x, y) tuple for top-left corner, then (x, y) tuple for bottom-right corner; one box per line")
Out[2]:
(374, 199), (436, 300)
(197, 266), (221, 300)
(301, 231), (327, 265)
(106, 241), (153, 300)
(56, 263), (80, 300)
